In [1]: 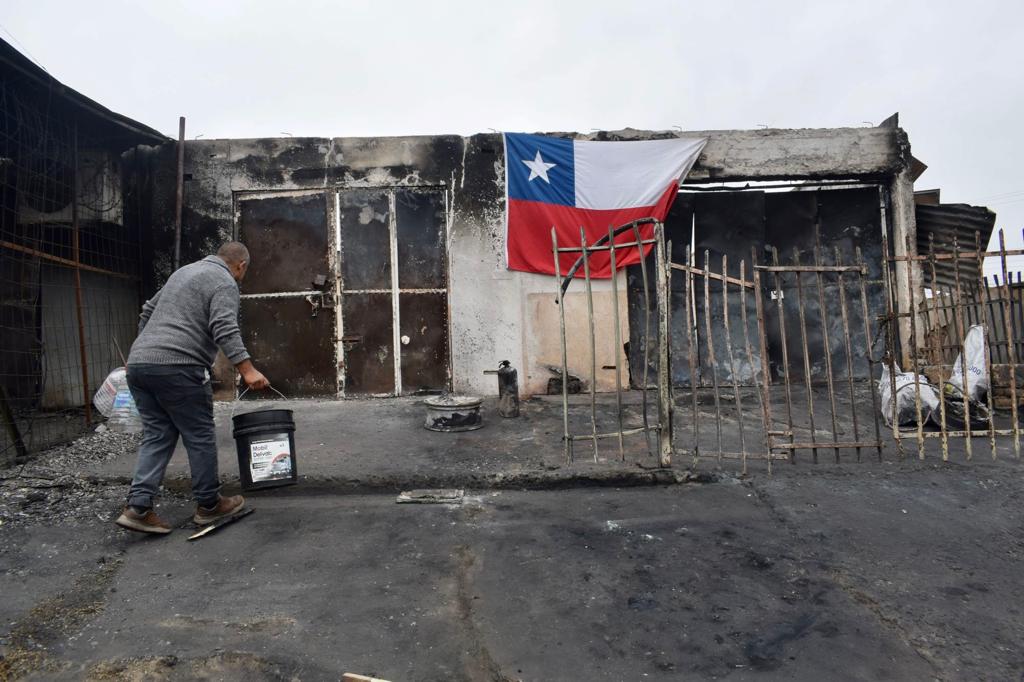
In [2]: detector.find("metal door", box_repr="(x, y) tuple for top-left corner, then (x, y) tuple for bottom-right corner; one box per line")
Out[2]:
(337, 188), (449, 397)
(237, 192), (338, 397)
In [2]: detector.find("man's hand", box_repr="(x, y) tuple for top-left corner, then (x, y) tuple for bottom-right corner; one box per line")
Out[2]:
(236, 359), (270, 390)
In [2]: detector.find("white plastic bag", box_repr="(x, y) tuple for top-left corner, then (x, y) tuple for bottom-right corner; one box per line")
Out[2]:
(92, 367), (142, 433)
(942, 324), (990, 428)
(878, 362), (940, 428)
(948, 325), (989, 400)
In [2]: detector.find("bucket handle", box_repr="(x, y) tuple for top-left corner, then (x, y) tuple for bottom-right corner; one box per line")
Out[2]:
(230, 384), (289, 421)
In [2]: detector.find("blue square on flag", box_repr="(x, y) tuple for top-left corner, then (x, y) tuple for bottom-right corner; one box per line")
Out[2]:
(505, 133), (575, 207)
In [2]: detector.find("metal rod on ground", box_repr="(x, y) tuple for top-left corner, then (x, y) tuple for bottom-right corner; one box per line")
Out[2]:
(684, 244), (700, 466)
(722, 254), (747, 473)
(607, 226), (625, 460)
(174, 116), (185, 271)
(855, 246), (884, 461)
(552, 229), (571, 464)
(880, 222), (902, 456)
(655, 223), (672, 466)
(771, 247), (796, 462)
(580, 227), (599, 462)
(976, 230), (998, 459)
(748, 249), (773, 473)
(952, 235), (972, 459)
(927, 238), (949, 461)
(834, 247), (862, 462)
(71, 124), (92, 426)
(631, 223), (654, 458)
(813, 227), (841, 462)
(792, 248), (818, 464)
(905, 232), (925, 460)
(998, 229), (1020, 458)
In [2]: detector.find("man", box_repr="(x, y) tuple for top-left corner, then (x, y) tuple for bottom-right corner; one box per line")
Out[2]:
(115, 242), (269, 535)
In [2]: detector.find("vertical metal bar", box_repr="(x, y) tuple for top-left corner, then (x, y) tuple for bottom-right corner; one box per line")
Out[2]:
(388, 191), (402, 396)
(722, 255), (747, 473)
(552, 229), (571, 464)
(630, 223), (654, 457)
(580, 227), (599, 462)
(173, 116), (185, 271)
(952, 235), (972, 458)
(812, 229), (840, 462)
(703, 250), (723, 464)
(976, 230), (998, 459)
(748, 250), (773, 473)
(771, 247), (796, 462)
(792, 249), (818, 463)
(998, 230), (1020, 458)
(655, 223), (672, 466)
(608, 226), (625, 460)
(71, 124), (92, 425)
(880, 222), (902, 456)
(904, 232), (925, 460)
(927, 238), (949, 461)
(683, 245), (700, 466)
(834, 247), (862, 461)
(855, 247), (883, 461)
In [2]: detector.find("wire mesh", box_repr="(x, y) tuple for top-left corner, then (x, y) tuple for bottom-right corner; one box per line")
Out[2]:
(0, 80), (142, 463)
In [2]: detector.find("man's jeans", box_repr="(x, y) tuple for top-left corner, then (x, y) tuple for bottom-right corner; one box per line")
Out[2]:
(126, 364), (220, 509)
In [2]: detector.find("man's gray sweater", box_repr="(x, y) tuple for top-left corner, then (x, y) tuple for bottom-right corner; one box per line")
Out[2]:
(127, 255), (250, 368)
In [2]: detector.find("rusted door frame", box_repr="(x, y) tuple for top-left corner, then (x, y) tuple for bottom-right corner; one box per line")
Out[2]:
(334, 185), (451, 397)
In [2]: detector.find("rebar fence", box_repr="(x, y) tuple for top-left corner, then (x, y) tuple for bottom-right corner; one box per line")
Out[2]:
(886, 228), (1024, 461)
(0, 81), (142, 463)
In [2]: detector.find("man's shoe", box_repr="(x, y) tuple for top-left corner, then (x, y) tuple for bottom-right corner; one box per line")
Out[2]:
(194, 495), (245, 525)
(115, 507), (172, 534)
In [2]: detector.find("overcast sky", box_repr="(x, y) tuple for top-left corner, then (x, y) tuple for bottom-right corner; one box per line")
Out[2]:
(3, 0), (1023, 254)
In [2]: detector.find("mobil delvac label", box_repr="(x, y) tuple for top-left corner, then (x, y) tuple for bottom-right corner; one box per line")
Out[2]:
(248, 432), (294, 482)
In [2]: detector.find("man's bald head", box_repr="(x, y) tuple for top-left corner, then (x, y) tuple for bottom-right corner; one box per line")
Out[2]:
(217, 242), (250, 266)
(217, 242), (250, 282)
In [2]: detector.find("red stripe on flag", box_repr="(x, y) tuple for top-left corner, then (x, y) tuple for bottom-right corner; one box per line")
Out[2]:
(506, 182), (678, 278)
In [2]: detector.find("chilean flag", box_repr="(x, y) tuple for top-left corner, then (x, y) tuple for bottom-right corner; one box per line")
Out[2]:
(504, 132), (707, 278)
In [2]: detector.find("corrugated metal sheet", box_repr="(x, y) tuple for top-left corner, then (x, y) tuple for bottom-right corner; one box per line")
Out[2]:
(916, 203), (996, 289)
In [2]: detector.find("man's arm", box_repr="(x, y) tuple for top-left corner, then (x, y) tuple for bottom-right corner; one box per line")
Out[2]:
(138, 288), (163, 334)
(209, 284), (268, 390)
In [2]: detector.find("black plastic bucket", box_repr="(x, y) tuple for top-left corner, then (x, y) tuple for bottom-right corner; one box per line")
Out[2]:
(232, 408), (298, 490)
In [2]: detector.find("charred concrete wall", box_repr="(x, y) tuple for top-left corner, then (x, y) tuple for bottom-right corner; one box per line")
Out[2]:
(127, 125), (913, 398)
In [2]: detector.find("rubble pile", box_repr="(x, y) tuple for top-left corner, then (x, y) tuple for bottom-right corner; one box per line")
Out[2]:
(0, 430), (183, 527)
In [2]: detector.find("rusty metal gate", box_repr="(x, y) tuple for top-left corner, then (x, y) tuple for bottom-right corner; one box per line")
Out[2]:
(235, 187), (450, 399)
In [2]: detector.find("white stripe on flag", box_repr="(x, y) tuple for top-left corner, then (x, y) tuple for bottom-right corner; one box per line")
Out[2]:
(573, 137), (706, 210)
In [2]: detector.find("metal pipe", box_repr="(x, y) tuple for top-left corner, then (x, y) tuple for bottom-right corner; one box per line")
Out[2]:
(630, 223), (654, 457)
(880, 222), (902, 455)
(655, 223), (672, 466)
(608, 226), (625, 460)
(927, 239), (949, 461)
(855, 246), (884, 461)
(998, 229), (1020, 458)
(792, 249), (818, 463)
(71, 124), (92, 425)
(749, 248), (773, 473)
(770, 247), (796, 462)
(833, 247), (862, 462)
(905, 232), (925, 460)
(975, 231), (998, 459)
(552, 228), (571, 463)
(722, 254), (747, 473)
(703, 250), (723, 463)
(580, 228), (600, 462)
(952, 235), (972, 459)
(683, 243), (700, 466)
(812, 228), (841, 462)
(174, 116), (185, 271)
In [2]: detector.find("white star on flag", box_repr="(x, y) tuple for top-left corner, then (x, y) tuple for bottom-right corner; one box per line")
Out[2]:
(522, 150), (556, 183)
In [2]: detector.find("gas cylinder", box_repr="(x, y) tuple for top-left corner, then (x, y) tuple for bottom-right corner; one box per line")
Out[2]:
(497, 360), (520, 418)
